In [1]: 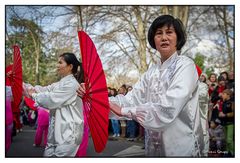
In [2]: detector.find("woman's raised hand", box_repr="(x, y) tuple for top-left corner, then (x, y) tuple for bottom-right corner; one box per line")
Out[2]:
(27, 87), (36, 97)
(77, 83), (86, 98)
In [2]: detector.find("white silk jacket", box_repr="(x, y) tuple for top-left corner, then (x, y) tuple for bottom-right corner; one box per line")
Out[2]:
(110, 52), (204, 157)
(198, 81), (210, 156)
(31, 74), (84, 157)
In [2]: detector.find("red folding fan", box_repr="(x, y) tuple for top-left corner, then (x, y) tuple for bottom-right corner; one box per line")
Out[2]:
(195, 64), (202, 77)
(78, 31), (110, 153)
(6, 45), (23, 112)
(24, 96), (37, 111)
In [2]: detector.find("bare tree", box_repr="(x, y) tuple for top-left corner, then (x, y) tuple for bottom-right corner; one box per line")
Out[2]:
(6, 5), (233, 87)
(186, 6), (234, 72)
(213, 6), (234, 71)
(85, 6), (163, 75)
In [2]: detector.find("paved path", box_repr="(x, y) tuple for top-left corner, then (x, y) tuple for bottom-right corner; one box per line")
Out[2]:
(6, 125), (145, 157)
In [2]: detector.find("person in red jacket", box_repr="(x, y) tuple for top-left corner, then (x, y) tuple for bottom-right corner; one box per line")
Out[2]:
(210, 76), (226, 122)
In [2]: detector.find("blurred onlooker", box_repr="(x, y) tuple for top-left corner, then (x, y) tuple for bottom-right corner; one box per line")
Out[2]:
(207, 73), (218, 96)
(21, 105), (30, 125)
(208, 119), (225, 157)
(125, 86), (138, 141)
(127, 85), (144, 142)
(226, 71), (234, 91)
(210, 76), (226, 121)
(118, 84), (128, 138)
(118, 84), (128, 95)
(218, 89), (234, 156)
(200, 73), (207, 83)
(109, 87), (120, 137)
(126, 120), (138, 141)
(211, 76), (226, 103)
(220, 71), (229, 90)
(110, 88), (118, 97)
(207, 73), (218, 122)
(220, 71), (229, 81)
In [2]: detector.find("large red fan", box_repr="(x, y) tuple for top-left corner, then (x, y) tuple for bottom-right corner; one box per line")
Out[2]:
(6, 45), (23, 112)
(78, 31), (110, 153)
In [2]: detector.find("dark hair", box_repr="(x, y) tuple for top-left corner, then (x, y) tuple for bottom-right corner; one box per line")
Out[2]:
(220, 71), (229, 80)
(222, 89), (233, 97)
(118, 84), (128, 95)
(217, 76), (225, 82)
(201, 75), (207, 83)
(59, 53), (84, 83)
(120, 84), (127, 91)
(148, 15), (186, 51)
(111, 88), (118, 97)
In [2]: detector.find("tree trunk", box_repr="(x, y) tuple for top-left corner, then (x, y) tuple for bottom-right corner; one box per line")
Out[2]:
(134, 6), (148, 74)
(35, 44), (40, 85)
(28, 30), (40, 84)
(77, 6), (83, 30)
(161, 6), (189, 28)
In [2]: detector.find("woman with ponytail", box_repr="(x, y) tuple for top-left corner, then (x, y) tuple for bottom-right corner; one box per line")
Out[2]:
(24, 52), (85, 157)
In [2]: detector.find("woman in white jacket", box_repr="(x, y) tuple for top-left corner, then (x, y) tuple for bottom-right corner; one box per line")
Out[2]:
(78, 15), (204, 157)
(199, 73), (210, 156)
(25, 53), (84, 157)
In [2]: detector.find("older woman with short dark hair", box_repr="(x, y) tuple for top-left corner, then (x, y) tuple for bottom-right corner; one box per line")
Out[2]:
(109, 14), (204, 157)
(148, 14), (186, 51)
(79, 15), (204, 157)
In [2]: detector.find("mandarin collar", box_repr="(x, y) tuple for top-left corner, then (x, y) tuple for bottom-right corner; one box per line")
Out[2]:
(158, 51), (178, 70)
(60, 74), (74, 82)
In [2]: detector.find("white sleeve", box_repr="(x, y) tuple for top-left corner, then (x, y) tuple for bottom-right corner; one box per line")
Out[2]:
(23, 82), (56, 96)
(32, 80), (77, 109)
(135, 62), (199, 131)
(111, 62), (199, 131)
(109, 70), (149, 118)
(34, 83), (57, 93)
(23, 83), (34, 97)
